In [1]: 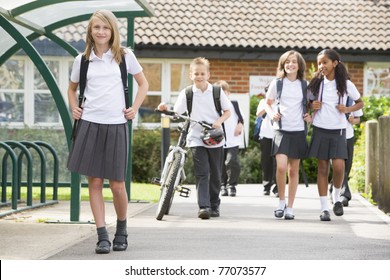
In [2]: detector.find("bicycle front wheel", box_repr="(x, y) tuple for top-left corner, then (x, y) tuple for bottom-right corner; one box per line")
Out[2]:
(156, 152), (183, 220)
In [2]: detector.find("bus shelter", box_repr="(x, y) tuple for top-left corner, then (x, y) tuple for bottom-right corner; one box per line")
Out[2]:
(0, 0), (154, 221)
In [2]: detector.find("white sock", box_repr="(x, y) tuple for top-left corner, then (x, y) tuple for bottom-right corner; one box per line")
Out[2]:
(333, 186), (341, 203)
(320, 196), (329, 212)
(286, 207), (293, 215)
(277, 200), (286, 210)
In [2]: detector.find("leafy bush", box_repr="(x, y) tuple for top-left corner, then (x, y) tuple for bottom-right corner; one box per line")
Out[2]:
(349, 122), (366, 193)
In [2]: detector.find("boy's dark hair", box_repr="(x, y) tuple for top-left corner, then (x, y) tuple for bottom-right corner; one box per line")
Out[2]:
(308, 49), (350, 99)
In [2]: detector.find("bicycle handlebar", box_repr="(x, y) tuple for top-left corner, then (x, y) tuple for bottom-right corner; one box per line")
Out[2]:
(154, 109), (213, 129)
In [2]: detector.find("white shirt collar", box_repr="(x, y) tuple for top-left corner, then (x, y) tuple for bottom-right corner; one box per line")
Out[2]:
(89, 48), (113, 61)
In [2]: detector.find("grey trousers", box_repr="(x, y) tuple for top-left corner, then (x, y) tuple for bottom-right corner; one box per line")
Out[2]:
(221, 146), (240, 187)
(260, 137), (276, 191)
(191, 146), (223, 210)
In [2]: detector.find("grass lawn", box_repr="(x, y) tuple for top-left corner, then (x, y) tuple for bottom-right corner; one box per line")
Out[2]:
(5, 183), (161, 203)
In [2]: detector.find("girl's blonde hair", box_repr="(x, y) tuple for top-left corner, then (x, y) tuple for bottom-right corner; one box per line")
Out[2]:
(276, 50), (306, 80)
(84, 10), (125, 64)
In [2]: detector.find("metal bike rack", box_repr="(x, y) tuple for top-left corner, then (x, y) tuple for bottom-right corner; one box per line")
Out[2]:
(0, 140), (59, 218)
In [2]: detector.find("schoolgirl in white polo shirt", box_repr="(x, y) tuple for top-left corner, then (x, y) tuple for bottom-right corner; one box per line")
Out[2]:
(265, 50), (312, 220)
(308, 49), (363, 222)
(67, 10), (148, 254)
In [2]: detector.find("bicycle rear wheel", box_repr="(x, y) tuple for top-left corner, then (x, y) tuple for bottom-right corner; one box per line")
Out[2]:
(156, 152), (182, 220)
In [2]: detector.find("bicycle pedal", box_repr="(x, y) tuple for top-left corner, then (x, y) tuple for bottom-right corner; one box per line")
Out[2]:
(151, 177), (160, 185)
(179, 187), (191, 198)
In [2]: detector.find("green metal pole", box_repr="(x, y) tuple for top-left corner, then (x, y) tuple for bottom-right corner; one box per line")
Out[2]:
(126, 16), (135, 202)
(0, 14), (80, 221)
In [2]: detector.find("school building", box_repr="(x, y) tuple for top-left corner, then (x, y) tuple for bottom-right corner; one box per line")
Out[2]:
(0, 0), (389, 129)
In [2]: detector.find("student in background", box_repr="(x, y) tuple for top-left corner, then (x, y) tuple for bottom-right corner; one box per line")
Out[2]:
(215, 80), (244, 197)
(308, 49), (364, 221)
(330, 104), (363, 206)
(256, 93), (278, 197)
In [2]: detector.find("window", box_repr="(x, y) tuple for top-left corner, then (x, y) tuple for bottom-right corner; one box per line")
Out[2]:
(365, 63), (390, 96)
(0, 59), (25, 123)
(137, 59), (191, 127)
(33, 60), (60, 124)
(1, 56), (192, 128)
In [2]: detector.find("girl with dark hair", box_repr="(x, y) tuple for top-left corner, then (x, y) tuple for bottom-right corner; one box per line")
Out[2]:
(308, 49), (363, 221)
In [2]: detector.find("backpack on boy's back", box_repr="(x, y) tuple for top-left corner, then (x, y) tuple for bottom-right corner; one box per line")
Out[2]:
(253, 113), (266, 143)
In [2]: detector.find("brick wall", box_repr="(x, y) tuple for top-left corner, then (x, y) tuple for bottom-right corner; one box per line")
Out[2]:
(210, 59), (364, 95)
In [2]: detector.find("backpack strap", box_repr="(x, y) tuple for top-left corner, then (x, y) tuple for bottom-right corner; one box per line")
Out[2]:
(231, 100), (244, 124)
(275, 78), (283, 129)
(212, 85), (226, 144)
(78, 54), (90, 107)
(185, 85), (193, 116)
(119, 55), (129, 108)
(212, 85), (222, 116)
(71, 54), (89, 140)
(301, 80), (308, 115)
(301, 80), (308, 135)
(345, 95), (353, 120)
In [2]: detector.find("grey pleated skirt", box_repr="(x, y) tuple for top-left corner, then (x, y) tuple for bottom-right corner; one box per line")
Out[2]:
(67, 119), (129, 181)
(307, 126), (347, 160)
(272, 130), (308, 159)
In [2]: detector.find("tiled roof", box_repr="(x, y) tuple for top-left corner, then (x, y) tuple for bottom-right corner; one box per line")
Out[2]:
(56, 0), (390, 52)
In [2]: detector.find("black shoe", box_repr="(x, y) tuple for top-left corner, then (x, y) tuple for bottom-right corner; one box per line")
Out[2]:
(229, 185), (236, 197)
(95, 240), (111, 254)
(274, 206), (285, 218)
(272, 187), (279, 197)
(341, 196), (349, 207)
(284, 213), (295, 220)
(198, 208), (211, 219)
(263, 190), (270, 196)
(333, 201), (344, 216)
(210, 208), (220, 217)
(113, 233), (128, 251)
(220, 187), (228, 196)
(320, 210), (331, 221)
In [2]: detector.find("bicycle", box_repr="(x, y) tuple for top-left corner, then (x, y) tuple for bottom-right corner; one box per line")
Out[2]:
(152, 109), (214, 220)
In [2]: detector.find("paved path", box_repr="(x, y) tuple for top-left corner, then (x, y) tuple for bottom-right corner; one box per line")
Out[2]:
(41, 184), (390, 260)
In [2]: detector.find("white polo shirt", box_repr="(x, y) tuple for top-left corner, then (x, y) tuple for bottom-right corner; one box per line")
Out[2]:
(70, 48), (143, 124)
(312, 78), (361, 130)
(256, 98), (274, 139)
(174, 83), (231, 148)
(346, 103), (363, 139)
(224, 100), (244, 148)
(266, 78), (306, 132)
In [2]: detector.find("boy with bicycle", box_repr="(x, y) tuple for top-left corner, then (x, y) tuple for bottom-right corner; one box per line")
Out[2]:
(158, 57), (231, 219)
